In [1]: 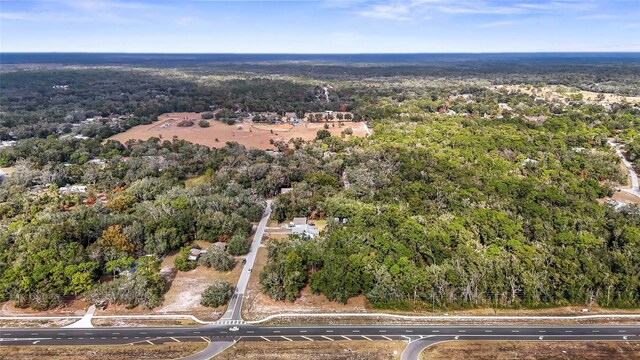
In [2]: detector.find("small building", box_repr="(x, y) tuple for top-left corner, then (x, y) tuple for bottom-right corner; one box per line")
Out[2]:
(0, 140), (17, 148)
(291, 217), (307, 226)
(59, 184), (87, 193)
(291, 224), (320, 238)
(87, 158), (107, 168)
(289, 217), (319, 238)
(188, 248), (207, 261)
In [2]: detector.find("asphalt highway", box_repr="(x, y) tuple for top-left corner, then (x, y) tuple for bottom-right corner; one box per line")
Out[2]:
(1, 324), (638, 346)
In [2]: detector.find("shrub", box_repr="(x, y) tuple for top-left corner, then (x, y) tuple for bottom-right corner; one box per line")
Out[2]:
(227, 234), (250, 256)
(198, 120), (210, 128)
(316, 129), (331, 140)
(200, 247), (235, 272)
(174, 247), (197, 272)
(200, 280), (233, 307)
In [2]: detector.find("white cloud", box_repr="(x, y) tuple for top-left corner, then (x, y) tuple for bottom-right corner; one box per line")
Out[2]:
(354, 0), (606, 21)
(479, 20), (518, 28)
(0, 12), (30, 20)
(358, 2), (411, 20)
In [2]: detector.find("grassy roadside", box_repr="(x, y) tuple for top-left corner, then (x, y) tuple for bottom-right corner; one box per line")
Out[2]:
(0, 342), (207, 360)
(217, 340), (405, 360)
(421, 341), (640, 359)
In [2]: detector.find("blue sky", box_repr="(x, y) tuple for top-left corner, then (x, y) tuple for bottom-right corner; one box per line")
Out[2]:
(1, 0), (639, 53)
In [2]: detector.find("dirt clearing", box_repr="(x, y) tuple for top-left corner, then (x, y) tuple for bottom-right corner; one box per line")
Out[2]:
(108, 112), (368, 150)
(217, 340), (405, 360)
(0, 342), (206, 360)
(95, 244), (242, 321)
(422, 341), (640, 359)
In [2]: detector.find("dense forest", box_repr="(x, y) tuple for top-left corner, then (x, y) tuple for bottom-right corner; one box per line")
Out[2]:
(1, 60), (640, 311)
(265, 112), (640, 308)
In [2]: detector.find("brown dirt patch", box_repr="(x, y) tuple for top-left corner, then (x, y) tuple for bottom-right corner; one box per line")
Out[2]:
(108, 112), (368, 150)
(0, 342), (206, 360)
(421, 341), (640, 360)
(217, 340), (405, 360)
(611, 191), (640, 205)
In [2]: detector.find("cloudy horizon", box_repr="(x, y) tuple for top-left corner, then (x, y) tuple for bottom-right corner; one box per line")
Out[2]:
(1, 0), (639, 53)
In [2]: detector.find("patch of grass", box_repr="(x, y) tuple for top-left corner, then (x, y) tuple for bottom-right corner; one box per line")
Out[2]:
(422, 341), (640, 360)
(0, 342), (207, 360)
(217, 340), (405, 359)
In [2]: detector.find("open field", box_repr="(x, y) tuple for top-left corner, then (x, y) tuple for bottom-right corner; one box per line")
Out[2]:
(0, 342), (207, 360)
(491, 85), (640, 104)
(421, 341), (640, 360)
(217, 340), (405, 360)
(108, 112), (369, 150)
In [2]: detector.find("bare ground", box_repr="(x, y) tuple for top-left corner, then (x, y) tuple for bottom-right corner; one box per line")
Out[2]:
(421, 341), (640, 360)
(0, 342), (206, 360)
(217, 340), (405, 360)
(108, 112), (368, 150)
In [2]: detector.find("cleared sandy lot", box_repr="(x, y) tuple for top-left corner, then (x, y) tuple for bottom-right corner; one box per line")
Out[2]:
(108, 112), (369, 150)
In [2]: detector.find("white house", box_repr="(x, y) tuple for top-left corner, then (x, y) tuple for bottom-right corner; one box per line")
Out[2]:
(289, 217), (320, 238)
(59, 185), (87, 193)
